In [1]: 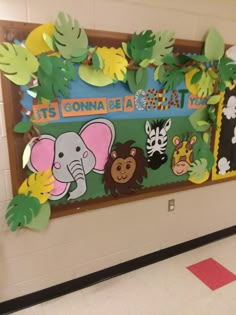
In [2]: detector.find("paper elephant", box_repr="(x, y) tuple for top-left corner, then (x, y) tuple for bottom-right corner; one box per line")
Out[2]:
(27, 119), (115, 200)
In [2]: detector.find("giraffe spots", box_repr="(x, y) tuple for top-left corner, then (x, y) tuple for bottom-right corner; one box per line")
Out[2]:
(172, 135), (197, 176)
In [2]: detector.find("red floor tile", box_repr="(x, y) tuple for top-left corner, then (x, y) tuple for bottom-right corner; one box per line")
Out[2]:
(187, 258), (236, 290)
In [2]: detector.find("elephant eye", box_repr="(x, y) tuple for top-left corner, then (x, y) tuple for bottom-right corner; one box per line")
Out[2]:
(76, 146), (81, 152)
(58, 152), (64, 158)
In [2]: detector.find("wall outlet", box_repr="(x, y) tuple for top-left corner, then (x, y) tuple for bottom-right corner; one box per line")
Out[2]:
(168, 199), (175, 211)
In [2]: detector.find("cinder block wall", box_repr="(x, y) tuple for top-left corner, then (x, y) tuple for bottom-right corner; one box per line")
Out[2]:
(0, 0), (235, 302)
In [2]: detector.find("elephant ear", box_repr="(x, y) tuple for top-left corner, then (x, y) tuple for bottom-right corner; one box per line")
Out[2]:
(80, 119), (115, 174)
(27, 135), (70, 200)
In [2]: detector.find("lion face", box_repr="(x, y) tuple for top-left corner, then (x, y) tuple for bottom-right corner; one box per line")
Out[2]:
(111, 157), (136, 183)
(103, 140), (148, 196)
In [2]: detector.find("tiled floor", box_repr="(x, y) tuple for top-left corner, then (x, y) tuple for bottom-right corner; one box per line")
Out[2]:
(12, 235), (236, 315)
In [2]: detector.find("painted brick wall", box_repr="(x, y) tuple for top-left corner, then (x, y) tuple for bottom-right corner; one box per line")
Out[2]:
(0, 0), (235, 302)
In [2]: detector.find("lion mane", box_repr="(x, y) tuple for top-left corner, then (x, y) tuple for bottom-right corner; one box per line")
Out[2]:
(103, 140), (148, 196)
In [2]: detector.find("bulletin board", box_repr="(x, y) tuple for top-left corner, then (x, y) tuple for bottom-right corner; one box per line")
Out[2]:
(0, 14), (235, 232)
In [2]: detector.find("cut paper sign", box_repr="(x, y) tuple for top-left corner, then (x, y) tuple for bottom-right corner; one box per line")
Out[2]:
(103, 141), (147, 196)
(27, 119), (115, 201)
(187, 258), (236, 290)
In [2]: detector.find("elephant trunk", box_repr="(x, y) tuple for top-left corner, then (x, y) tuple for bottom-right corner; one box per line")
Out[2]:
(67, 159), (87, 200)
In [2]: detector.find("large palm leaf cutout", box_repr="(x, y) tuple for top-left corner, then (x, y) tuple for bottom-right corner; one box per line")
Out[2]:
(6, 194), (41, 232)
(96, 47), (128, 81)
(18, 169), (54, 204)
(54, 12), (88, 60)
(0, 43), (39, 85)
(32, 54), (76, 101)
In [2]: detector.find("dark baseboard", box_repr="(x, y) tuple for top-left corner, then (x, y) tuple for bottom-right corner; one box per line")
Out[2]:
(1, 225), (235, 314)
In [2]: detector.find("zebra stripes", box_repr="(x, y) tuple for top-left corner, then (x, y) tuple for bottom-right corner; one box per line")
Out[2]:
(145, 119), (172, 170)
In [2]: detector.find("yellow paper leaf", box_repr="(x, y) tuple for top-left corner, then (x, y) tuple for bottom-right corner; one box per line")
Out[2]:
(18, 170), (54, 204)
(188, 170), (210, 184)
(96, 47), (128, 81)
(25, 23), (55, 55)
(22, 143), (31, 168)
(185, 68), (199, 95)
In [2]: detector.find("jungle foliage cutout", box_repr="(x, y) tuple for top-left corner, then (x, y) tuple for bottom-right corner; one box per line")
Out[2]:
(1, 12), (236, 232)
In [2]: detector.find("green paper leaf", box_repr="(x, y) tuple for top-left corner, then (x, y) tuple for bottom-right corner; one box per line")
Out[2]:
(154, 67), (159, 81)
(219, 57), (236, 82)
(188, 55), (209, 62)
(203, 131), (210, 144)
(32, 55), (76, 101)
(14, 121), (32, 133)
(189, 158), (208, 181)
(197, 120), (209, 126)
(136, 67), (143, 85)
(158, 65), (166, 83)
(122, 42), (131, 59)
(0, 43), (39, 85)
(152, 31), (175, 66)
(207, 94), (221, 105)
(27, 89), (37, 98)
(92, 51), (101, 71)
(43, 33), (56, 51)
(197, 69), (216, 97)
(54, 12), (88, 59)
(38, 53), (53, 75)
(218, 81), (226, 92)
(162, 67), (184, 90)
(208, 68), (218, 80)
(191, 69), (203, 84)
(126, 68), (148, 93)
(6, 194), (41, 232)
(208, 107), (217, 124)
(139, 58), (154, 68)
(189, 107), (209, 132)
(26, 201), (51, 231)
(22, 144), (31, 168)
(196, 120), (210, 131)
(162, 53), (176, 65)
(127, 30), (156, 65)
(204, 28), (224, 61)
(79, 64), (113, 87)
(71, 51), (88, 63)
(196, 144), (215, 171)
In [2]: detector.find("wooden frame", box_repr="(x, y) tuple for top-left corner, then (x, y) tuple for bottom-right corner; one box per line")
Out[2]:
(0, 20), (235, 219)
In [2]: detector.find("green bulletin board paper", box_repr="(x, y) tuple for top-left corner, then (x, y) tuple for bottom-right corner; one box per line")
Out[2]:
(38, 115), (204, 206)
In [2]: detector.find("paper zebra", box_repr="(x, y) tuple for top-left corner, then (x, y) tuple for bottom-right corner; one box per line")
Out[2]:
(145, 119), (172, 170)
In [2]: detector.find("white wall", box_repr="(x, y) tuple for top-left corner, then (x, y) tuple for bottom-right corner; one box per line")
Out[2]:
(0, 0), (235, 302)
